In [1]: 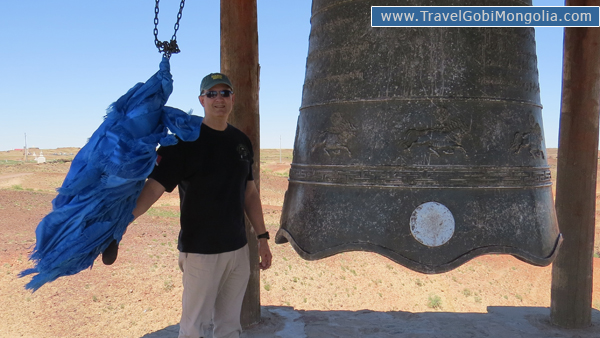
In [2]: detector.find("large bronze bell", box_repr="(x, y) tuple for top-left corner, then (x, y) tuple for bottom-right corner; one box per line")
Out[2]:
(276, 0), (562, 273)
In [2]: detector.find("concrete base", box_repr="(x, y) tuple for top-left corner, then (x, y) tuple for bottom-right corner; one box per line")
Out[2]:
(142, 306), (600, 338)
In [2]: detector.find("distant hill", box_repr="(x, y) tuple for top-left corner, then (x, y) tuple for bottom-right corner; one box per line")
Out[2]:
(0, 147), (80, 163)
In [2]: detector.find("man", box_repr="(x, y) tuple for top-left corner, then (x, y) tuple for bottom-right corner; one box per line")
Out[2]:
(105, 73), (272, 338)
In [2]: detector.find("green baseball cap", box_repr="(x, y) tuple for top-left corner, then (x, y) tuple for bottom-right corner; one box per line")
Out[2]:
(200, 73), (234, 94)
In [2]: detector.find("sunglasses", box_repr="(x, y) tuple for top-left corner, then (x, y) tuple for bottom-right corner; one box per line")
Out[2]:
(202, 90), (234, 99)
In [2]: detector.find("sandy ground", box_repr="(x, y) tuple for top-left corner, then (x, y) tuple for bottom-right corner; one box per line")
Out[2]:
(0, 148), (598, 338)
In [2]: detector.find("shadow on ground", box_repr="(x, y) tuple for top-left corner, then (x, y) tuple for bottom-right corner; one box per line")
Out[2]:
(141, 306), (600, 338)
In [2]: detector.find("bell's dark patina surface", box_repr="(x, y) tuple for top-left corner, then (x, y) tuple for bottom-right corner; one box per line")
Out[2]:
(276, 0), (562, 273)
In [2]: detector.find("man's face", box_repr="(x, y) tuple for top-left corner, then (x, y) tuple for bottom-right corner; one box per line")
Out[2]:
(199, 83), (235, 120)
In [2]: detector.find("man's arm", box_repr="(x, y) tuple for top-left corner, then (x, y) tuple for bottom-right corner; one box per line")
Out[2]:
(244, 180), (272, 270)
(103, 178), (166, 265)
(132, 178), (166, 221)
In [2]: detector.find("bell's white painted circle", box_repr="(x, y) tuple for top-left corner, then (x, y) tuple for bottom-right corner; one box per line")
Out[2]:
(410, 202), (455, 247)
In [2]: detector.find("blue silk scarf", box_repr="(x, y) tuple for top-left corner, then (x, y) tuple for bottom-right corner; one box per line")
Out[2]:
(20, 57), (202, 291)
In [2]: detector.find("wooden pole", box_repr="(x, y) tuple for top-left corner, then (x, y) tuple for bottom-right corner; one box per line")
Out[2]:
(550, 0), (600, 328)
(220, 0), (261, 328)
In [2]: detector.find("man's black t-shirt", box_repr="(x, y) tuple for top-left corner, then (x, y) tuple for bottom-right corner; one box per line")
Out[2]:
(149, 123), (254, 254)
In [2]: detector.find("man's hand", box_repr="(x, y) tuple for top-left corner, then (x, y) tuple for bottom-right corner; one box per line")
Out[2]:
(258, 238), (272, 270)
(244, 180), (272, 270)
(102, 178), (165, 266)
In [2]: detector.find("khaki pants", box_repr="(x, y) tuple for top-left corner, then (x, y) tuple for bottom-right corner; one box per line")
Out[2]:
(178, 245), (250, 338)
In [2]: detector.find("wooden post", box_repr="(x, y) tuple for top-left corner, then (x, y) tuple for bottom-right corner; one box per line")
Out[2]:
(220, 0), (261, 328)
(550, 0), (600, 328)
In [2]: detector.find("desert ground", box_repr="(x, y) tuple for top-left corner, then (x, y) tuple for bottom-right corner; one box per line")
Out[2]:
(0, 148), (598, 338)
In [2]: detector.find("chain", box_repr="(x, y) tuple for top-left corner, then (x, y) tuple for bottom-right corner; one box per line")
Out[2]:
(153, 0), (185, 58)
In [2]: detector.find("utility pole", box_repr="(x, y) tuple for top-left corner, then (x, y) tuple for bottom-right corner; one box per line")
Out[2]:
(24, 133), (28, 162)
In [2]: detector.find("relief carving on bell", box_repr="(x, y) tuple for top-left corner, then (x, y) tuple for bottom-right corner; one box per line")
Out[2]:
(276, 0), (562, 273)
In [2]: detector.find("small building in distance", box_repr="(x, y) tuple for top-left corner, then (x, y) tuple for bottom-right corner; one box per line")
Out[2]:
(35, 151), (46, 164)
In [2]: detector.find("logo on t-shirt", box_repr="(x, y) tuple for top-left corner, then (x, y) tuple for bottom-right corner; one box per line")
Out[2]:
(155, 155), (162, 166)
(237, 144), (250, 160)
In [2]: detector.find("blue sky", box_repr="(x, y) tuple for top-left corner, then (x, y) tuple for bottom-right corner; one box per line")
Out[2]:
(0, 0), (566, 151)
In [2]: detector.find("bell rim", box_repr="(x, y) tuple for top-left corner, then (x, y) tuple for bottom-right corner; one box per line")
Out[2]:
(275, 229), (563, 274)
